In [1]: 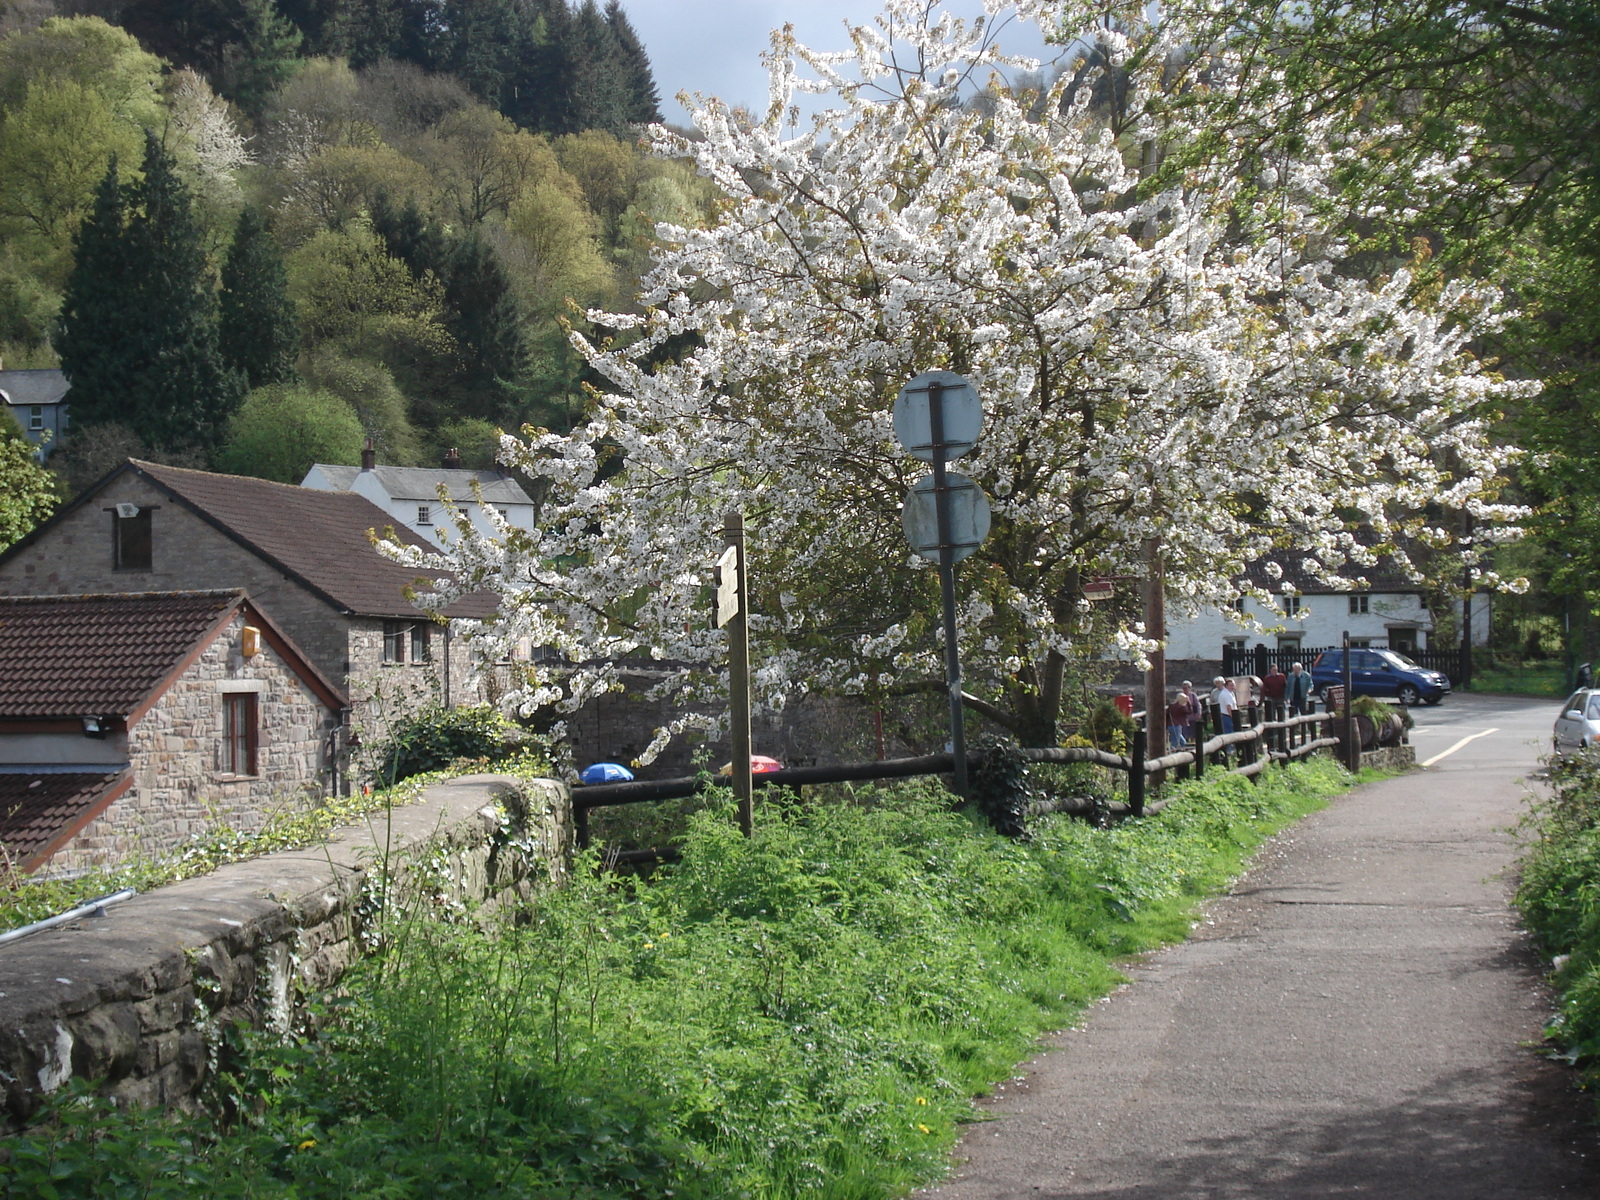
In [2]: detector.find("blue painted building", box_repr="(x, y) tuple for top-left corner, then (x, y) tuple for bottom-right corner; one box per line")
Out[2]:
(0, 368), (69, 459)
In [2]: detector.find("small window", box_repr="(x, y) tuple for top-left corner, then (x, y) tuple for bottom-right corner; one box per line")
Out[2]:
(410, 622), (431, 663)
(1351, 640), (1373, 652)
(417, 505), (432, 525)
(114, 509), (152, 571)
(1230, 597), (1247, 613)
(28, 405), (43, 431)
(1283, 596), (1303, 615)
(383, 621), (407, 663)
(1349, 595), (1370, 614)
(1223, 636), (1247, 651)
(223, 693), (258, 775)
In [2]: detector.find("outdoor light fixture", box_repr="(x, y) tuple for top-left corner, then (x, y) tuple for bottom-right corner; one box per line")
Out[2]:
(81, 716), (105, 738)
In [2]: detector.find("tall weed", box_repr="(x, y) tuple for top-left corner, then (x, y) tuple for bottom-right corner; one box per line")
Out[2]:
(1, 761), (1346, 1200)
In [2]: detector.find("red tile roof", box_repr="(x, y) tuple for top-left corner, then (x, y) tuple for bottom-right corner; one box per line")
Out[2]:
(130, 461), (497, 620)
(0, 591), (244, 718)
(0, 771), (128, 872)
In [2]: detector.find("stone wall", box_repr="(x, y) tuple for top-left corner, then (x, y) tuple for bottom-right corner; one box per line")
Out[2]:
(0, 473), (351, 682)
(54, 612), (338, 871)
(0, 773), (570, 1128)
(344, 618), (484, 768)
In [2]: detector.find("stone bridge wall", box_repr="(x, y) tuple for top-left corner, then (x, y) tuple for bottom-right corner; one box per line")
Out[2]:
(0, 773), (570, 1129)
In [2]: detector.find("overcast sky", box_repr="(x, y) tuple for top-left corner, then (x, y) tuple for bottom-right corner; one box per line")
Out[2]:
(620, 2), (1065, 126)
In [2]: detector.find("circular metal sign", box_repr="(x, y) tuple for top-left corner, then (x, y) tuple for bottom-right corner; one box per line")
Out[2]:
(901, 473), (991, 563)
(893, 370), (983, 462)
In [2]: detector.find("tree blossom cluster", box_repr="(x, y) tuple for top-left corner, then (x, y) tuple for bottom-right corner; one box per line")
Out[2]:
(393, 0), (1532, 751)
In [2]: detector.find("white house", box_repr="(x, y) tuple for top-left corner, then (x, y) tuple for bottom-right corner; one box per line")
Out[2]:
(1163, 554), (1490, 661)
(301, 445), (536, 550)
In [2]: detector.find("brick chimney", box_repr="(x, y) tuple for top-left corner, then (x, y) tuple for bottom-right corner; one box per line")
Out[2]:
(361, 437), (376, 471)
(442, 447), (462, 470)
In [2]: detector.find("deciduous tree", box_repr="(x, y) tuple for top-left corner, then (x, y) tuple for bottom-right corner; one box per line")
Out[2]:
(401, 1), (1529, 753)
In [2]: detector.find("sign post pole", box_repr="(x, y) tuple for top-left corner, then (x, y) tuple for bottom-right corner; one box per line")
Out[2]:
(722, 511), (754, 836)
(927, 380), (969, 799)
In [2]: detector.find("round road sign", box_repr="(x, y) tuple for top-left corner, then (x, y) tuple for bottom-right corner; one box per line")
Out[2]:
(893, 370), (983, 462)
(901, 473), (991, 563)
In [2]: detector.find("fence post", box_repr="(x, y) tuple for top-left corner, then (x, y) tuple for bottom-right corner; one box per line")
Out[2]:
(1193, 709), (1206, 779)
(1129, 727), (1147, 817)
(576, 802), (590, 850)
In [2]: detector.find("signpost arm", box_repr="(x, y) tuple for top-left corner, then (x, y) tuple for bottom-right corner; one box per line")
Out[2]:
(928, 381), (970, 799)
(725, 510), (754, 836)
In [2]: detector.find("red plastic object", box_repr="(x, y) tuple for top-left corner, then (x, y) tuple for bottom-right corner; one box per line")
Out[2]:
(1114, 694), (1135, 717)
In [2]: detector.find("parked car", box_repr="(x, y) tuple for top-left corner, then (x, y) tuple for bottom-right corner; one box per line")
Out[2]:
(1553, 689), (1600, 756)
(1309, 648), (1452, 706)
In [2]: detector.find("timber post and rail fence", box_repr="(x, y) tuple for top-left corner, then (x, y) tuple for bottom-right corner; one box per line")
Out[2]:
(573, 702), (1343, 861)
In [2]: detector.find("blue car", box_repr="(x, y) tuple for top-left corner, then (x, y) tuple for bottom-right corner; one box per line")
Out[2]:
(1310, 648), (1451, 706)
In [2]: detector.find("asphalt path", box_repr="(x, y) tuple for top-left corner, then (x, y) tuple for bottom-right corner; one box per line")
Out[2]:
(920, 692), (1600, 1199)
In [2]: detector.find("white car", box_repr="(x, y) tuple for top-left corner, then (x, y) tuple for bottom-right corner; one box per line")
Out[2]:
(1553, 689), (1600, 755)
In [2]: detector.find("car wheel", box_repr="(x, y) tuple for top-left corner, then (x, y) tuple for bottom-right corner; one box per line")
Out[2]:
(1423, 695), (1443, 706)
(1397, 683), (1421, 706)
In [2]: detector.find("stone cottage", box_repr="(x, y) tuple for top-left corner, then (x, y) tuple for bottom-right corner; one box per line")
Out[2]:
(0, 590), (344, 874)
(0, 460), (499, 753)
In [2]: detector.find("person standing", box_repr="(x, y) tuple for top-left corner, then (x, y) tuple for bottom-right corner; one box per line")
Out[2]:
(1262, 663), (1287, 711)
(1181, 680), (1202, 743)
(1211, 675), (1238, 735)
(1166, 689), (1193, 749)
(1287, 662), (1315, 715)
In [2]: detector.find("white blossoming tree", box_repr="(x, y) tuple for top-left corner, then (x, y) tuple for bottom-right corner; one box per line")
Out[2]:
(398, 0), (1529, 752)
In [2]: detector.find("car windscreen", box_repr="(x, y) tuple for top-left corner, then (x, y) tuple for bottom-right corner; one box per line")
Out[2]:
(1382, 651), (1420, 668)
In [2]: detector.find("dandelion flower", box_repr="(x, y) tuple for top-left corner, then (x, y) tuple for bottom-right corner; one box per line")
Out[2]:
(917, 1123), (932, 1135)
(915, 1096), (928, 1106)
(298, 1139), (318, 1151)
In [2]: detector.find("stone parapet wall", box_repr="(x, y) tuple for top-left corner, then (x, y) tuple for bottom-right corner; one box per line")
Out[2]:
(1359, 743), (1418, 772)
(0, 773), (570, 1129)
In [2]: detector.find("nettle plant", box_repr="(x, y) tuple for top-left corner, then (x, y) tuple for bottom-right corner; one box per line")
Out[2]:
(393, 0), (1529, 753)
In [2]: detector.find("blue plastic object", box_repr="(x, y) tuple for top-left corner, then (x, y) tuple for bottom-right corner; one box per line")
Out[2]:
(579, 761), (634, 784)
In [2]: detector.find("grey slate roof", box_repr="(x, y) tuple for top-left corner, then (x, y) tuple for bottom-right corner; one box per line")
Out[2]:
(310, 464), (533, 505)
(0, 369), (69, 408)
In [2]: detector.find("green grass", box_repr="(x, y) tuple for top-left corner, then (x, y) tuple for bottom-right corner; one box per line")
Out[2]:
(1516, 751), (1600, 1078)
(0, 759), (1350, 1200)
(1466, 661), (1568, 698)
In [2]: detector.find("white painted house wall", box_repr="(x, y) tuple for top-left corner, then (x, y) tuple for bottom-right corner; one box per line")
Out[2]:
(1164, 591), (1440, 660)
(301, 463), (537, 550)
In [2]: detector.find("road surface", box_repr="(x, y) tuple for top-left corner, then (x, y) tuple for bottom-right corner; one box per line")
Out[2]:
(920, 692), (1600, 1199)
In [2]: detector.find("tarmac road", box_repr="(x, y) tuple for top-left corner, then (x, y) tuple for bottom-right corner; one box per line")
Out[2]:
(920, 692), (1600, 1199)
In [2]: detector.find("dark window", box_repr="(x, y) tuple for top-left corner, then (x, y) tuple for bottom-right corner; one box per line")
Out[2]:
(1349, 595), (1370, 614)
(383, 621), (406, 663)
(410, 622), (432, 662)
(28, 405), (43, 430)
(1284, 596), (1302, 615)
(417, 505), (432, 525)
(114, 509), (152, 570)
(223, 693), (258, 775)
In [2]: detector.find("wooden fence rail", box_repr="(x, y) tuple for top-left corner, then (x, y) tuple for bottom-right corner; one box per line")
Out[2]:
(573, 702), (1344, 848)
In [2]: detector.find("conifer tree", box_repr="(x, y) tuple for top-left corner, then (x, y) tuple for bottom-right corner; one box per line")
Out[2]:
(444, 231), (529, 419)
(220, 206), (299, 388)
(56, 135), (244, 456)
(55, 158), (133, 435)
(604, 0), (659, 126)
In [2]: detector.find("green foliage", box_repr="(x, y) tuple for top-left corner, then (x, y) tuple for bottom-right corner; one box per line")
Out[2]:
(56, 134), (245, 455)
(0, 415), (56, 549)
(0, 759), (1348, 1197)
(375, 702), (518, 785)
(219, 207), (299, 389)
(1517, 752), (1600, 1073)
(215, 382), (365, 482)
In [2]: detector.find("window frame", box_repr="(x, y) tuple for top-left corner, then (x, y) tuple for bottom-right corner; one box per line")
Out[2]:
(28, 405), (43, 431)
(417, 504), (432, 526)
(222, 692), (259, 776)
(410, 621), (432, 663)
(113, 508), (153, 571)
(382, 620), (407, 664)
(1349, 594), (1370, 615)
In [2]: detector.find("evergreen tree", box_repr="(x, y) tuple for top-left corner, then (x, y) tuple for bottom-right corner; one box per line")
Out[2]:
(55, 158), (134, 433)
(604, 0), (659, 126)
(444, 231), (529, 419)
(55, 135), (244, 456)
(370, 191), (449, 279)
(219, 0), (305, 117)
(220, 207), (299, 388)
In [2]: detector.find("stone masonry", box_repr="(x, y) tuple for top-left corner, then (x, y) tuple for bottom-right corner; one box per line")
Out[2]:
(53, 611), (337, 871)
(0, 773), (571, 1127)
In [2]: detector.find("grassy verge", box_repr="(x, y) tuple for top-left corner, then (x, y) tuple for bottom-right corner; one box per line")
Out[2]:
(1, 759), (1349, 1199)
(1466, 661), (1568, 698)
(1516, 751), (1600, 1076)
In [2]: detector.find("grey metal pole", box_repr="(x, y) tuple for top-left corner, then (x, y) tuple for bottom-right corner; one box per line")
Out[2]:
(725, 510), (754, 836)
(927, 380), (969, 799)
(1342, 629), (1357, 774)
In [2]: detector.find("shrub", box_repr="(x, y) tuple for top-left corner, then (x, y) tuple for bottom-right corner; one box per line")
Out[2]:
(372, 702), (519, 785)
